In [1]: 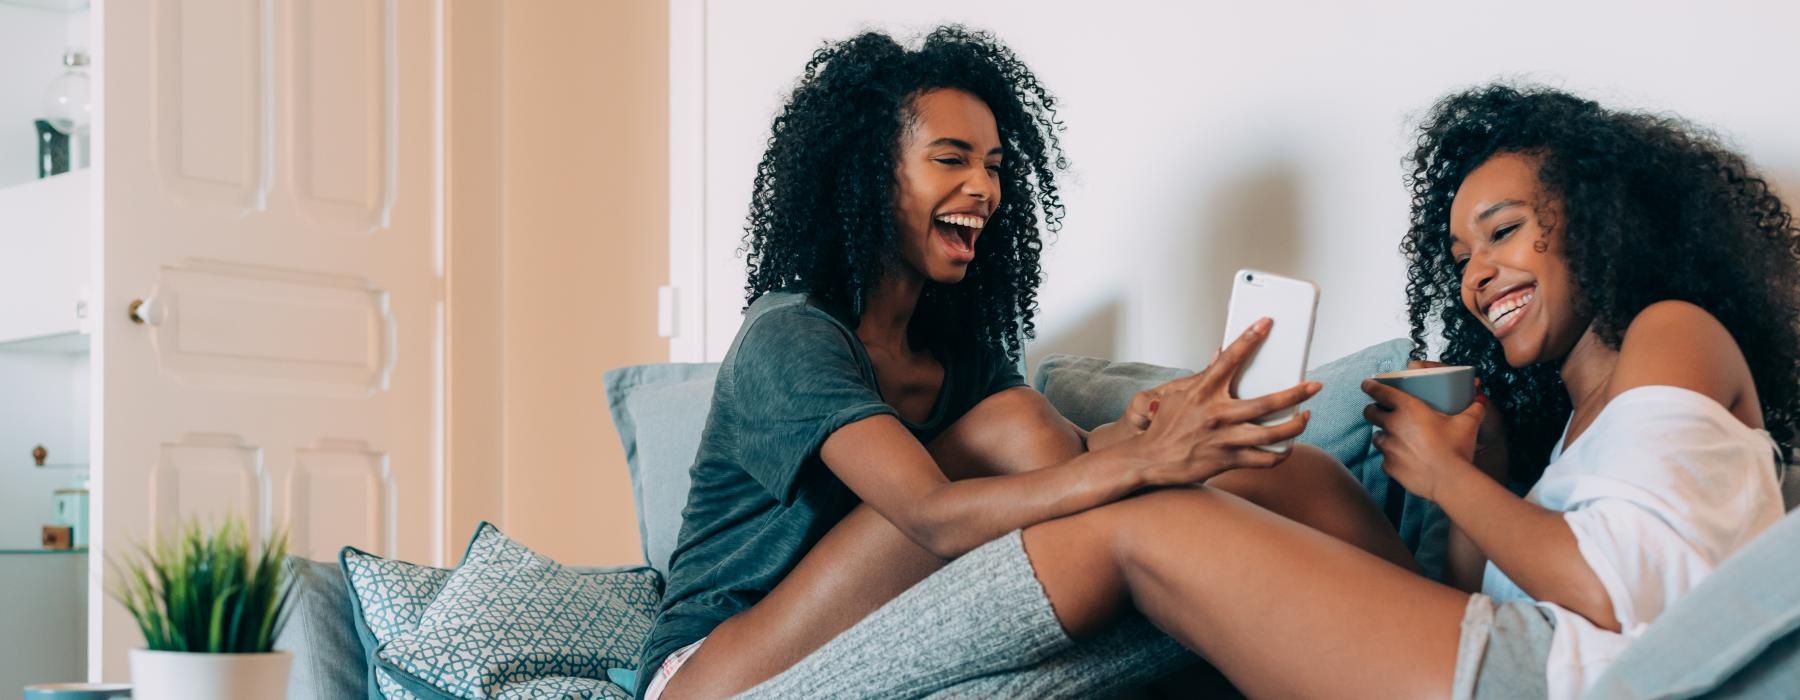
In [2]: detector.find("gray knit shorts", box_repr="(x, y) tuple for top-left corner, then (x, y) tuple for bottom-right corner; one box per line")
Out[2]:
(1452, 594), (1555, 699)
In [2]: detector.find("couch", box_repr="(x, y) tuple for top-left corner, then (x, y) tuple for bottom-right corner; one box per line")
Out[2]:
(277, 341), (1800, 699)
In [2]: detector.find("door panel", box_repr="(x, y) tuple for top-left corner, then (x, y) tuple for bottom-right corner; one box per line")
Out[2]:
(95, 0), (440, 679)
(151, 434), (266, 536)
(291, 0), (393, 228)
(152, 0), (265, 209)
(144, 260), (393, 395)
(288, 438), (392, 560)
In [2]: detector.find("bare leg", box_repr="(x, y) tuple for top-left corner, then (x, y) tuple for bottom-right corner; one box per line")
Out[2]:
(1024, 487), (1468, 698)
(1206, 444), (1416, 571)
(929, 444), (1415, 699)
(662, 388), (1082, 698)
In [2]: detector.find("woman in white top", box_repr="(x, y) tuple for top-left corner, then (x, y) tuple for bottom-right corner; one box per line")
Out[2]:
(740, 83), (1797, 699)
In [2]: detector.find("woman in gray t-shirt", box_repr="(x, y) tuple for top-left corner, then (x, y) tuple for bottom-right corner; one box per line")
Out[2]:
(639, 27), (1381, 699)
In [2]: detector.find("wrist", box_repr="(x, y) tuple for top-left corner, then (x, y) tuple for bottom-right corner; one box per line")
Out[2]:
(1087, 421), (1120, 452)
(1099, 435), (1155, 495)
(1434, 459), (1493, 511)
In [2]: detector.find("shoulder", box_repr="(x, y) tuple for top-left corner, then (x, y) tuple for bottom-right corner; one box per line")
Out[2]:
(732, 292), (864, 369)
(1609, 300), (1750, 408)
(741, 292), (852, 341)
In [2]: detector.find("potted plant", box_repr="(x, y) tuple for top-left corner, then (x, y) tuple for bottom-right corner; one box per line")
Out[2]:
(112, 517), (295, 700)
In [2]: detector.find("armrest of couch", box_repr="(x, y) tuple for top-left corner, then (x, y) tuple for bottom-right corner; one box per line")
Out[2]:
(1585, 509), (1800, 698)
(277, 557), (366, 700)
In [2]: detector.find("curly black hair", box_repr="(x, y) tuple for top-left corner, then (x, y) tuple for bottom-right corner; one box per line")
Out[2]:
(1402, 84), (1800, 483)
(740, 26), (1066, 362)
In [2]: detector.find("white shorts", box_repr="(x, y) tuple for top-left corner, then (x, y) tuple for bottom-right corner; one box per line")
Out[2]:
(642, 637), (706, 700)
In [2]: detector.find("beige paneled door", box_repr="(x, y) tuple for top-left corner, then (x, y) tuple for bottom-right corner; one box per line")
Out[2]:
(93, 0), (443, 679)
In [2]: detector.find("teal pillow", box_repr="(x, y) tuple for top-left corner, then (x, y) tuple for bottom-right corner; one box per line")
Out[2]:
(372, 523), (659, 699)
(603, 363), (720, 575)
(340, 547), (452, 699)
(340, 539), (661, 699)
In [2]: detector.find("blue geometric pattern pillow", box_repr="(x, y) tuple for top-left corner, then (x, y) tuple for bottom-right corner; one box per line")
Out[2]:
(374, 523), (661, 699)
(492, 676), (630, 699)
(341, 547), (453, 700)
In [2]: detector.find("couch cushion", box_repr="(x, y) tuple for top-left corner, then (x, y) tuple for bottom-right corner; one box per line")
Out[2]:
(1031, 339), (1455, 577)
(603, 363), (720, 575)
(373, 523), (660, 699)
(1586, 509), (1800, 697)
(278, 557), (367, 700)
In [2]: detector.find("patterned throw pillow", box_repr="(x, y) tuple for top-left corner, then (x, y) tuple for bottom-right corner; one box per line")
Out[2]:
(374, 523), (661, 699)
(341, 547), (454, 700)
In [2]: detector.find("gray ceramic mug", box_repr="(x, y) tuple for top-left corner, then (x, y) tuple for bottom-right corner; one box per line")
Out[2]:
(22, 683), (132, 700)
(1372, 365), (1476, 414)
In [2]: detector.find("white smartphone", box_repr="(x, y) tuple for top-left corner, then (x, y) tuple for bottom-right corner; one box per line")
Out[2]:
(1221, 269), (1320, 452)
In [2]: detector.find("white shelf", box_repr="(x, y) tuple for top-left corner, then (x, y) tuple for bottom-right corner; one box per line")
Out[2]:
(0, 170), (89, 345)
(0, 0), (88, 13)
(0, 168), (89, 200)
(0, 331), (87, 354)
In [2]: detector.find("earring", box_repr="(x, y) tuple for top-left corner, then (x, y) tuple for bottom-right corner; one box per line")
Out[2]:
(1533, 239), (1549, 253)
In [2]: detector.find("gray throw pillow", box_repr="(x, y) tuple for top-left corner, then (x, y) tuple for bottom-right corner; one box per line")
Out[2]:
(603, 363), (720, 575)
(372, 523), (659, 699)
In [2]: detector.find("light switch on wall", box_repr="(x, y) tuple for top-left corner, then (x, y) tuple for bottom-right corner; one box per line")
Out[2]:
(658, 286), (678, 338)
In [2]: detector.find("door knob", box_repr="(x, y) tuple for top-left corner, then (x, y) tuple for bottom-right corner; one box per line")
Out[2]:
(128, 298), (163, 326)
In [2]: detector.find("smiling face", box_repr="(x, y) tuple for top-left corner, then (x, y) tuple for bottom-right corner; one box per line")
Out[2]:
(891, 88), (1003, 284)
(1448, 152), (1591, 367)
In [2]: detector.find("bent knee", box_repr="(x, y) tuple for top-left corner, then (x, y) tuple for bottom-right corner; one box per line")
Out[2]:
(1283, 443), (1340, 470)
(935, 388), (1082, 478)
(1281, 443), (1361, 492)
(1206, 443), (1350, 502)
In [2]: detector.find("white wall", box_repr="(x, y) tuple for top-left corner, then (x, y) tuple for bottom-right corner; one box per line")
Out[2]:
(677, 0), (1800, 372)
(0, 350), (89, 550)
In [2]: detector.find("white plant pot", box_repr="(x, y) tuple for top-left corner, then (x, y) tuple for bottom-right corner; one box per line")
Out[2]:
(128, 649), (291, 700)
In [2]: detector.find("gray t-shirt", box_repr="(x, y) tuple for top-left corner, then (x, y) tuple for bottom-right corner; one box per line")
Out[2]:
(635, 290), (1025, 694)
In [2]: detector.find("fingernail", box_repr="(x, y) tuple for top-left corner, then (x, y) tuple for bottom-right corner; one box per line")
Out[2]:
(1256, 317), (1273, 333)
(1308, 381), (1323, 393)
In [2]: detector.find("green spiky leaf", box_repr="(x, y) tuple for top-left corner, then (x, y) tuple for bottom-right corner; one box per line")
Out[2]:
(107, 515), (293, 653)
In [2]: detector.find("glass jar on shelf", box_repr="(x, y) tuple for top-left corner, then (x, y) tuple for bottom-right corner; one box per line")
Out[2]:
(40, 49), (91, 175)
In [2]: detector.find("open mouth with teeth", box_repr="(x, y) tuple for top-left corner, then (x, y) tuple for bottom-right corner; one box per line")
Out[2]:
(933, 212), (984, 262)
(1485, 285), (1536, 335)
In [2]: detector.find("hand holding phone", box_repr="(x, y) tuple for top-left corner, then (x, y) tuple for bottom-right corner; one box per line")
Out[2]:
(1125, 315), (1322, 486)
(1221, 270), (1320, 452)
